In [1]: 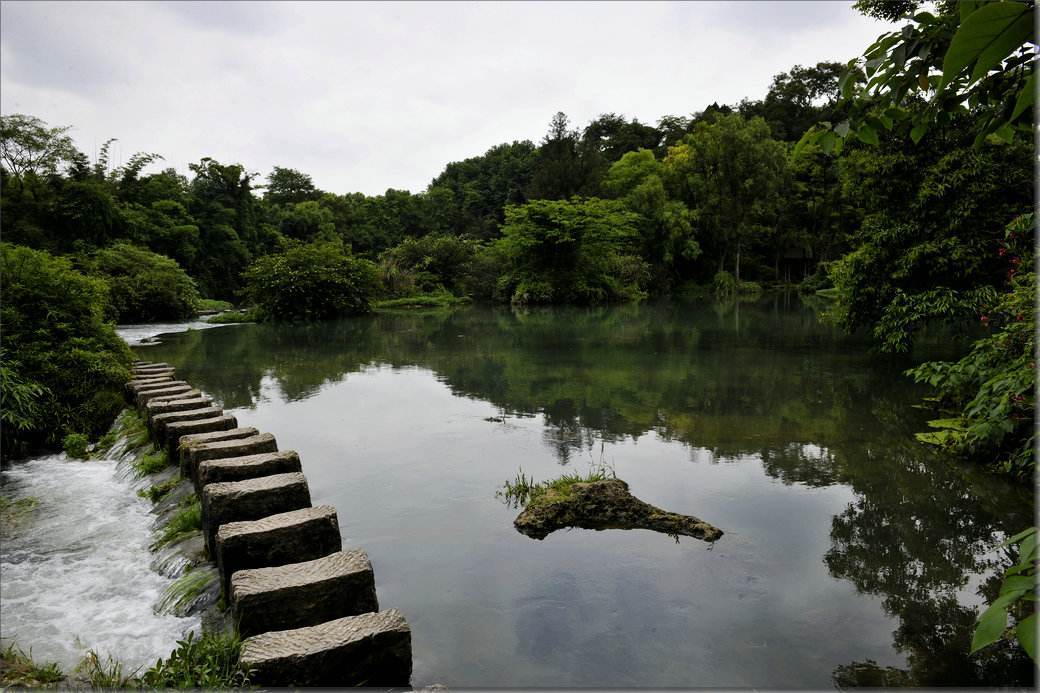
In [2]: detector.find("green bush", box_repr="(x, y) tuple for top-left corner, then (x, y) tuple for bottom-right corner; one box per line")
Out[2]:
(378, 234), (477, 296)
(87, 242), (201, 323)
(243, 240), (379, 321)
(62, 433), (89, 459)
(141, 631), (249, 688)
(0, 243), (132, 460)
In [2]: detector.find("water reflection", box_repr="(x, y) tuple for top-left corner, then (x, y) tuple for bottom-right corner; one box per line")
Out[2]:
(140, 297), (1032, 686)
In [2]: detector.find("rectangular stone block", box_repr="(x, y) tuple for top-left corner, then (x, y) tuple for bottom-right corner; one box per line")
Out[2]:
(197, 451), (302, 489)
(130, 379), (188, 396)
(238, 609), (412, 687)
(177, 428), (259, 475)
(215, 505), (341, 596)
(201, 472), (311, 554)
(133, 361), (169, 370)
(137, 384), (193, 407)
(145, 396), (213, 424)
(132, 367), (175, 378)
(165, 415), (239, 458)
(143, 389), (204, 409)
(152, 406), (223, 438)
(181, 433), (278, 484)
(231, 549), (378, 637)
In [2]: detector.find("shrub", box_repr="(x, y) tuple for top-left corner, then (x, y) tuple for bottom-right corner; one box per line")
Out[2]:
(378, 234), (477, 296)
(0, 243), (132, 460)
(243, 241), (379, 321)
(141, 631), (249, 688)
(62, 433), (89, 459)
(87, 242), (201, 322)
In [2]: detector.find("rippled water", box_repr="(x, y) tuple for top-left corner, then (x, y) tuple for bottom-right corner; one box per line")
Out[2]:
(0, 444), (199, 672)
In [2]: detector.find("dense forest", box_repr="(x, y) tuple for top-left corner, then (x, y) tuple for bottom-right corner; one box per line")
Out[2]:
(1, 0), (1033, 477)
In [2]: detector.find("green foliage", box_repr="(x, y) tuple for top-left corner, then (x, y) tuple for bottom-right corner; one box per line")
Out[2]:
(133, 449), (170, 477)
(0, 642), (64, 687)
(802, 1), (1033, 152)
(138, 477), (179, 503)
(970, 527), (1036, 662)
(373, 289), (467, 310)
(154, 497), (201, 549)
(378, 233), (478, 296)
(907, 217), (1035, 476)
(197, 298), (233, 312)
(86, 242), (201, 323)
(0, 496), (39, 532)
(75, 650), (138, 689)
(0, 244), (132, 460)
(498, 465), (615, 509)
(141, 631), (249, 689)
(243, 240), (379, 321)
(156, 568), (217, 616)
(497, 197), (645, 304)
(62, 433), (89, 460)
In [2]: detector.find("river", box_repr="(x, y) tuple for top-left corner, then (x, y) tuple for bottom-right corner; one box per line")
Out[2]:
(128, 296), (1032, 687)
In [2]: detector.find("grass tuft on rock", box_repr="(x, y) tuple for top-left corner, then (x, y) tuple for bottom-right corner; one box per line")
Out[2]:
(138, 477), (179, 503)
(157, 567), (218, 616)
(153, 496), (201, 549)
(0, 641), (64, 687)
(498, 466), (614, 509)
(133, 449), (169, 477)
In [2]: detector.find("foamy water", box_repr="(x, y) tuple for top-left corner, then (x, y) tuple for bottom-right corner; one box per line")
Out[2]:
(0, 448), (199, 673)
(115, 319), (231, 346)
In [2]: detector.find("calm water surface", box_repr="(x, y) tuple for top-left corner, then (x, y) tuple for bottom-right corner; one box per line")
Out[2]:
(140, 297), (1033, 687)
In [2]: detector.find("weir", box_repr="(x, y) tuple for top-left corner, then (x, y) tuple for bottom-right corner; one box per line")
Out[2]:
(127, 361), (413, 687)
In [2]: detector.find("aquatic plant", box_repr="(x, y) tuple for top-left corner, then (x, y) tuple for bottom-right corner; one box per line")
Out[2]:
(141, 631), (250, 689)
(156, 567), (218, 616)
(205, 307), (260, 324)
(74, 649), (138, 689)
(0, 496), (39, 531)
(133, 449), (169, 477)
(0, 641), (64, 687)
(153, 497), (201, 549)
(498, 465), (614, 509)
(138, 477), (179, 503)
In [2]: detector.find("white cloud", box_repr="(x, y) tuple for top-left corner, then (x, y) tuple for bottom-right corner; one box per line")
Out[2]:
(0, 1), (890, 195)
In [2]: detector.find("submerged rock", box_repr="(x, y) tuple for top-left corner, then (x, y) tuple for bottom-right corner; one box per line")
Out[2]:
(513, 478), (723, 542)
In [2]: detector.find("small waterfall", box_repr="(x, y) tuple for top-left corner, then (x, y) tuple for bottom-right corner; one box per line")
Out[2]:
(0, 415), (201, 674)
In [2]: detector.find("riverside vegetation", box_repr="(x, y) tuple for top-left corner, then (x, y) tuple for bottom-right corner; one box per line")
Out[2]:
(0, 0), (1034, 678)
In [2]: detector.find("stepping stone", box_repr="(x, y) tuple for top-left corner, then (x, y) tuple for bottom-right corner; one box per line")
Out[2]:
(215, 505), (341, 596)
(134, 361), (170, 370)
(137, 384), (193, 407)
(201, 472), (311, 554)
(145, 396), (214, 424)
(142, 389), (204, 408)
(132, 367), (175, 378)
(197, 451), (302, 488)
(181, 433), (278, 484)
(165, 415), (239, 457)
(231, 549), (378, 637)
(176, 428), (259, 474)
(238, 609), (412, 687)
(126, 375), (174, 389)
(131, 380), (190, 397)
(152, 406), (224, 438)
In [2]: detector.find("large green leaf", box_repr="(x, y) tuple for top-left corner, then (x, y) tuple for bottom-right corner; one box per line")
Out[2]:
(941, 2), (1034, 89)
(1011, 71), (1036, 120)
(1017, 613), (1036, 661)
(971, 593), (1021, 653)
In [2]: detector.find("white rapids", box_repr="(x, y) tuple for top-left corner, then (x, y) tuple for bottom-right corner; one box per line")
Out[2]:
(0, 445), (199, 673)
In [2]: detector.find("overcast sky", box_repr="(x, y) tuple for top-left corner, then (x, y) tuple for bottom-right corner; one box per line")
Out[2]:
(1, 1), (890, 195)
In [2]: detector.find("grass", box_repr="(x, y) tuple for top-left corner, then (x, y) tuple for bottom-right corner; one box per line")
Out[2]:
(205, 308), (259, 324)
(74, 650), (138, 689)
(96, 409), (151, 456)
(138, 477), (179, 503)
(498, 465), (614, 509)
(153, 496), (201, 549)
(197, 298), (234, 313)
(373, 290), (469, 310)
(156, 568), (217, 616)
(141, 631), (250, 689)
(0, 641), (64, 687)
(132, 449), (169, 477)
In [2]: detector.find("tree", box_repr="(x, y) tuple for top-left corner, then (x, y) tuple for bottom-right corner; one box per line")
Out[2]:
(87, 242), (202, 322)
(603, 149), (698, 291)
(496, 197), (644, 304)
(663, 114), (788, 281)
(527, 112), (598, 200)
(243, 240), (379, 321)
(264, 166), (321, 205)
(0, 114), (79, 177)
(738, 62), (844, 141)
